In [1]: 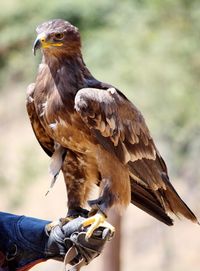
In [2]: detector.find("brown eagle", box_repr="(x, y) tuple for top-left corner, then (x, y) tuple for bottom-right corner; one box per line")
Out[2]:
(27, 19), (198, 238)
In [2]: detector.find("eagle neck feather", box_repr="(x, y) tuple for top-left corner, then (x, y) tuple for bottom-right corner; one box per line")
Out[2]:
(42, 53), (94, 99)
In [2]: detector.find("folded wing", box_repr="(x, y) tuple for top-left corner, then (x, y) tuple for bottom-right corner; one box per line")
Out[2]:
(75, 87), (198, 224)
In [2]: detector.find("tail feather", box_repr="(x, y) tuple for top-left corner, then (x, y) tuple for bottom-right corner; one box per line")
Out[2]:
(131, 181), (173, 226)
(161, 174), (198, 223)
(131, 176), (198, 225)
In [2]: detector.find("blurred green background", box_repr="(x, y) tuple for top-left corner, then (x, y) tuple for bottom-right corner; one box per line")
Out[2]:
(0, 0), (200, 270)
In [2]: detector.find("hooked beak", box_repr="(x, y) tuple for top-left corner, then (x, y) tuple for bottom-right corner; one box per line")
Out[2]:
(33, 37), (41, 56)
(32, 33), (47, 56)
(32, 33), (64, 56)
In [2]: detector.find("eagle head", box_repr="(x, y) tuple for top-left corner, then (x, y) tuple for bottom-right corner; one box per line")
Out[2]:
(33, 19), (81, 56)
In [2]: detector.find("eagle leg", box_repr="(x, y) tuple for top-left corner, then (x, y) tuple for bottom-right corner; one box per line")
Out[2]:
(81, 210), (115, 240)
(81, 180), (116, 239)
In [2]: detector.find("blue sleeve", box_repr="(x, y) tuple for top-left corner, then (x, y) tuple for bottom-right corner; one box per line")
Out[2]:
(0, 212), (50, 270)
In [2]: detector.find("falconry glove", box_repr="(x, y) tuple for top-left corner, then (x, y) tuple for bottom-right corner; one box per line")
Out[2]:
(47, 216), (113, 271)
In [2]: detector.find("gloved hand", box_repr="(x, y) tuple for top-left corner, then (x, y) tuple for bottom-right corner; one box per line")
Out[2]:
(0, 212), (113, 271)
(47, 216), (113, 271)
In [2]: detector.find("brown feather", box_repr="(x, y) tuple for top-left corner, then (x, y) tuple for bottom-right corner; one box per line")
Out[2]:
(131, 180), (173, 226)
(26, 83), (54, 156)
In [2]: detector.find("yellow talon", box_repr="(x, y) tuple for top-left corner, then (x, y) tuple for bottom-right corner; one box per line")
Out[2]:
(45, 217), (73, 233)
(60, 216), (74, 224)
(82, 212), (115, 239)
(45, 219), (61, 233)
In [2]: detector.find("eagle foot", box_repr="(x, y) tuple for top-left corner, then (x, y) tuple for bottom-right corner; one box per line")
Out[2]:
(45, 219), (63, 234)
(81, 211), (115, 241)
(45, 217), (75, 234)
(45, 208), (89, 233)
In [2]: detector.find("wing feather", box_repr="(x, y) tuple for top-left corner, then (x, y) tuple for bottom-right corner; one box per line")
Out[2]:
(75, 86), (198, 224)
(75, 87), (156, 165)
(26, 83), (54, 157)
(26, 83), (67, 189)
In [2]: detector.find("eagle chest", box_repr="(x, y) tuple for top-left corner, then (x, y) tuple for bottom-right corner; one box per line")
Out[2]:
(35, 92), (95, 154)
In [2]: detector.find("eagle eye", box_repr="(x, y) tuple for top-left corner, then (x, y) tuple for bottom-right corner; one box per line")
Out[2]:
(54, 32), (64, 40)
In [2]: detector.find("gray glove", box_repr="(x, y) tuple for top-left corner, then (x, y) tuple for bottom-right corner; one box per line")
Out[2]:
(46, 216), (113, 271)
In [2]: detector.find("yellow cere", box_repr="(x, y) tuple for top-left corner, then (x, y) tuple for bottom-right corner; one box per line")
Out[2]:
(37, 33), (63, 48)
(42, 42), (63, 48)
